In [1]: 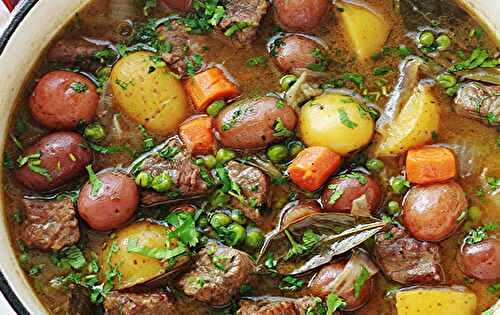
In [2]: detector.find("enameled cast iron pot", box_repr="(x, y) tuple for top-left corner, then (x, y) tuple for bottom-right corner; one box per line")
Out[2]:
(0, 0), (498, 314)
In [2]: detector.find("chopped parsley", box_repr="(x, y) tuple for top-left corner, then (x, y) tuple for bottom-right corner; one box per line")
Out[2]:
(224, 21), (250, 37)
(247, 56), (268, 67)
(465, 224), (497, 245)
(279, 276), (305, 292)
(342, 73), (365, 88)
(284, 229), (321, 261)
(127, 237), (187, 261)
(17, 151), (52, 181)
(182, 0), (226, 34)
(373, 65), (392, 76)
(52, 246), (87, 270)
(114, 79), (131, 90)
(273, 118), (294, 138)
(338, 108), (358, 129)
(340, 172), (368, 185)
(326, 293), (346, 315)
(139, 125), (155, 151)
(449, 48), (500, 72)
(159, 146), (180, 159)
(486, 176), (499, 190)
(85, 165), (103, 197)
(308, 48), (329, 72)
(185, 54), (204, 76)
(353, 265), (370, 298)
(70, 82), (88, 93)
(166, 211), (200, 247)
(328, 184), (344, 204)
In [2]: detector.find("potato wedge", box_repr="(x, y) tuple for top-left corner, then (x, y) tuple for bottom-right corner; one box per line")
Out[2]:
(101, 220), (190, 290)
(300, 93), (375, 155)
(336, 1), (392, 61)
(395, 287), (477, 315)
(374, 83), (440, 157)
(110, 51), (189, 135)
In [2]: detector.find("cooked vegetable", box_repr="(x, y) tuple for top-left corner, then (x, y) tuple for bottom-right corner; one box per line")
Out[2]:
(458, 237), (500, 281)
(83, 122), (106, 142)
(257, 213), (386, 275)
(419, 31), (435, 47)
(436, 34), (452, 50)
(395, 287), (477, 315)
(100, 220), (190, 290)
(179, 116), (216, 156)
(406, 146), (457, 184)
(280, 74), (298, 91)
(184, 68), (240, 111)
(366, 159), (384, 172)
(206, 100), (226, 117)
(215, 148), (236, 164)
(374, 82), (440, 157)
(273, 0), (330, 32)
(245, 226), (265, 248)
(110, 51), (189, 135)
(300, 94), (375, 155)
(281, 200), (322, 227)
(336, 1), (392, 61)
(267, 144), (289, 163)
(288, 146), (342, 191)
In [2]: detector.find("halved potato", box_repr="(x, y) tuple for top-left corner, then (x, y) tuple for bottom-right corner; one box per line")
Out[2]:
(396, 287), (477, 315)
(300, 93), (375, 155)
(101, 220), (190, 290)
(110, 51), (189, 135)
(336, 1), (392, 61)
(374, 83), (440, 157)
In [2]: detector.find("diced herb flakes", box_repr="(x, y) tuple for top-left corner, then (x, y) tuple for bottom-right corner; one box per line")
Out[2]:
(85, 165), (103, 197)
(338, 108), (358, 129)
(353, 265), (370, 298)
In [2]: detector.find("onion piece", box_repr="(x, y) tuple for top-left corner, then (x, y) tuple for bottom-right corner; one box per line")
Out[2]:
(458, 68), (500, 85)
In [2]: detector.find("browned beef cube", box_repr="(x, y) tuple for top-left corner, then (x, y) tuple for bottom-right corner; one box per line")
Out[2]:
(178, 242), (255, 306)
(237, 297), (325, 315)
(454, 82), (500, 126)
(104, 292), (176, 315)
(21, 198), (80, 252)
(374, 226), (444, 284)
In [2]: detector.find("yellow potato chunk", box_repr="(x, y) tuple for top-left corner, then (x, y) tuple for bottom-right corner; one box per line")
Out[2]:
(336, 1), (392, 61)
(101, 220), (189, 290)
(300, 93), (375, 155)
(374, 83), (440, 157)
(396, 287), (477, 315)
(110, 51), (189, 135)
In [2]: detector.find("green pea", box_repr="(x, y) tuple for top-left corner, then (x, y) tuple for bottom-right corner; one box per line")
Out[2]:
(151, 172), (173, 192)
(198, 216), (210, 229)
(135, 171), (152, 188)
(467, 206), (482, 222)
(210, 213), (232, 229)
(419, 31), (435, 47)
(267, 144), (289, 163)
(280, 74), (298, 91)
(202, 155), (217, 169)
(245, 227), (265, 248)
(84, 122), (106, 142)
(366, 159), (384, 172)
(226, 223), (246, 246)
(386, 201), (401, 215)
(194, 158), (204, 166)
(436, 73), (457, 88)
(207, 100), (226, 117)
(288, 141), (304, 157)
(19, 253), (29, 265)
(216, 148), (236, 164)
(390, 176), (410, 194)
(436, 34), (451, 50)
(230, 209), (247, 225)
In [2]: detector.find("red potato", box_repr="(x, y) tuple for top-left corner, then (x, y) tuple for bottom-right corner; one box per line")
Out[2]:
(215, 96), (297, 149)
(281, 200), (321, 227)
(78, 172), (139, 231)
(402, 181), (467, 242)
(161, 0), (192, 11)
(274, 35), (323, 72)
(309, 261), (373, 311)
(30, 70), (99, 130)
(15, 132), (92, 192)
(274, 0), (330, 32)
(458, 238), (500, 281)
(321, 174), (382, 215)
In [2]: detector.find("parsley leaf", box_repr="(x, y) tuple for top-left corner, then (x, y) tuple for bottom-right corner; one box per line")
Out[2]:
(465, 224), (497, 245)
(127, 237), (187, 260)
(52, 246), (87, 270)
(273, 118), (294, 138)
(328, 184), (344, 204)
(70, 82), (88, 93)
(166, 211), (200, 247)
(326, 293), (346, 315)
(338, 108), (358, 129)
(279, 276), (305, 292)
(85, 165), (102, 197)
(353, 265), (370, 298)
(449, 48), (499, 72)
(247, 56), (268, 67)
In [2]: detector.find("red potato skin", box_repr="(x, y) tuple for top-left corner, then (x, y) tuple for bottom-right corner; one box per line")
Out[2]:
(274, 0), (330, 32)
(15, 132), (92, 192)
(78, 172), (139, 231)
(321, 176), (382, 214)
(309, 261), (373, 311)
(30, 70), (98, 130)
(274, 35), (321, 72)
(215, 97), (298, 149)
(161, 0), (192, 11)
(402, 181), (467, 242)
(458, 238), (500, 281)
(282, 200), (321, 227)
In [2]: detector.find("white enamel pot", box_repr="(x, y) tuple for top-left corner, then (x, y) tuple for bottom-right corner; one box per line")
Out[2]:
(0, 0), (498, 314)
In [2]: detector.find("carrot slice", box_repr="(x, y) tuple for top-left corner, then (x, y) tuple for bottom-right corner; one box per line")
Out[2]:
(179, 116), (216, 156)
(184, 68), (240, 111)
(406, 146), (456, 184)
(288, 146), (342, 191)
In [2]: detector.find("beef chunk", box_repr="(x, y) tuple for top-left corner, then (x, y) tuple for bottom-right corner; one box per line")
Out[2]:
(237, 297), (325, 315)
(157, 21), (207, 77)
(218, 0), (270, 46)
(374, 226), (444, 284)
(47, 39), (103, 70)
(104, 292), (176, 315)
(178, 242), (255, 306)
(132, 137), (210, 205)
(226, 161), (269, 225)
(454, 82), (500, 126)
(21, 198), (80, 252)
